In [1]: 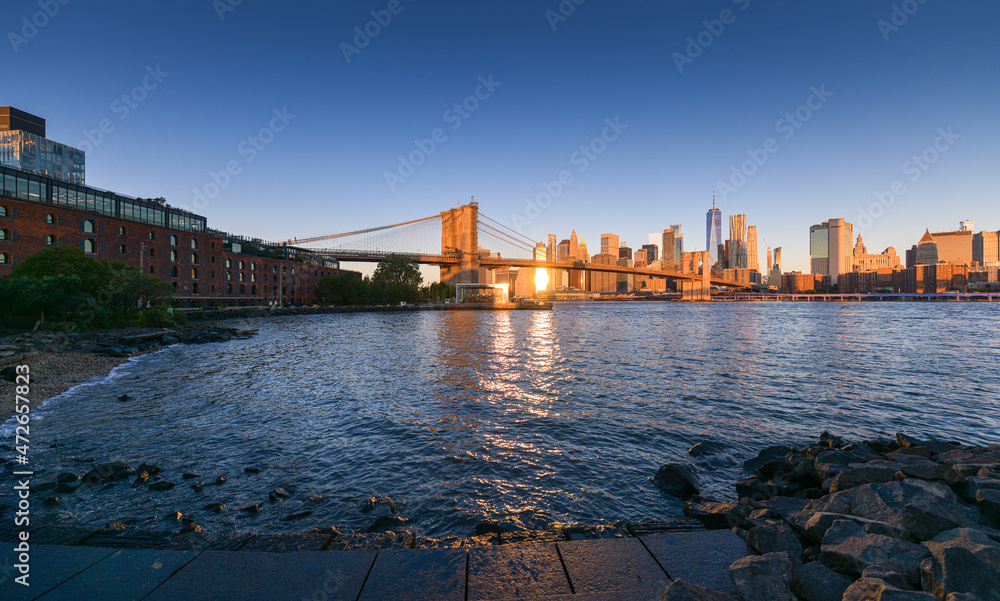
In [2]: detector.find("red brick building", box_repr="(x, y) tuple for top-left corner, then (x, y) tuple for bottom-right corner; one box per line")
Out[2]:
(0, 165), (356, 307)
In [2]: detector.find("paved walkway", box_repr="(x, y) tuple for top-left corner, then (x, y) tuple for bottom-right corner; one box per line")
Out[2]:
(2, 530), (749, 601)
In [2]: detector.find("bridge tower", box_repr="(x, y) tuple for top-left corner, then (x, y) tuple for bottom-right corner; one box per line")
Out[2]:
(440, 202), (480, 286)
(679, 250), (712, 301)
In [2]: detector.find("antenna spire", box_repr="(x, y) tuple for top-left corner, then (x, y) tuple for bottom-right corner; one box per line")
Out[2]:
(712, 187), (716, 210)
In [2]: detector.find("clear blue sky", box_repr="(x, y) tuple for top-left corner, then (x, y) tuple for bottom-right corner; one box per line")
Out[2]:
(5, 0), (999, 274)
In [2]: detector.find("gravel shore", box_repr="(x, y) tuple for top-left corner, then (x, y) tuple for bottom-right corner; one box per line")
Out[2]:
(1, 352), (131, 420)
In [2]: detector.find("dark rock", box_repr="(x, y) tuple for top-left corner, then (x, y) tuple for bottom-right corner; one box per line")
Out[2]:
(736, 476), (776, 501)
(820, 431), (844, 448)
(728, 552), (797, 601)
(897, 458), (963, 485)
(55, 481), (80, 494)
(56, 472), (79, 484)
(269, 488), (291, 502)
(895, 446), (936, 459)
(240, 503), (262, 513)
(117, 394), (132, 402)
(214, 476), (228, 485)
(190, 482), (205, 492)
(821, 531), (929, 585)
(935, 449), (999, 466)
(975, 489), (1000, 522)
(787, 460), (822, 486)
(791, 561), (853, 601)
(311, 526), (342, 536)
(105, 521), (128, 530)
(165, 511), (182, 521)
(148, 481), (176, 491)
(830, 466), (898, 493)
(83, 460), (130, 484)
(654, 463), (701, 499)
(841, 578), (937, 600)
(42, 496), (59, 506)
(0, 366), (17, 382)
(182, 472), (201, 479)
(746, 521), (803, 563)
(802, 513), (910, 544)
(684, 496), (739, 530)
(862, 565), (913, 591)
(365, 514), (408, 533)
(281, 509), (312, 521)
(475, 521), (503, 536)
(902, 502), (985, 542)
(243, 467), (263, 474)
(864, 438), (900, 454)
(758, 457), (796, 478)
(688, 441), (726, 456)
(135, 463), (161, 477)
(896, 433), (961, 455)
(132, 472), (150, 488)
(945, 594), (990, 601)
(744, 446), (795, 472)
(920, 528), (1000, 601)
(662, 578), (739, 601)
(179, 523), (202, 534)
(203, 503), (226, 512)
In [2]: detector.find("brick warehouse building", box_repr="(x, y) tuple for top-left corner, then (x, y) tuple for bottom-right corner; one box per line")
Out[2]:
(0, 164), (356, 307)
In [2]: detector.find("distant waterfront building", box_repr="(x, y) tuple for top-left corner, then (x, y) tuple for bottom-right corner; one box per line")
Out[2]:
(618, 242), (632, 261)
(767, 246), (782, 288)
(641, 243), (658, 263)
(590, 252), (617, 293)
(747, 225), (758, 271)
(766, 247), (773, 270)
(706, 191), (722, 265)
(960, 220), (975, 232)
(661, 228), (675, 270)
(914, 229), (939, 265)
(929, 227), (973, 264)
(634, 248), (648, 267)
(851, 236), (902, 271)
(671, 224), (684, 260)
(809, 218), (853, 284)
(600, 233), (619, 256)
(646, 233), (660, 260)
(0, 106), (85, 185)
(973, 230), (999, 267)
(728, 214), (748, 269)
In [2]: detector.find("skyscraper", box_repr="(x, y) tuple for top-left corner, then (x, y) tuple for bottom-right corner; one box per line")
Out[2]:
(747, 225), (758, 271)
(670, 224), (684, 260)
(729, 214), (748, 269)
(809, 218), (853, 284)
(601, 233), (619, 256)
(706, 189), (722, 265)
(662, 228), (676, 270)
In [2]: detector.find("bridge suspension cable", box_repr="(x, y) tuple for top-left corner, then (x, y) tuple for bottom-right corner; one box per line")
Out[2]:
(285, 214), (441, 246)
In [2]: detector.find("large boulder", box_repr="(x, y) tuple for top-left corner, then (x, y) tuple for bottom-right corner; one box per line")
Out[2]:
(83, 461), (130, 484)
(920, 528), (1000, 601)
(743, 446), (795, 472)
(790, 561), (853, 601)
(683, 496), (738, 530)
(728, 552), (796, 601)
(654, 463), (700, 499)
(688, 442), (726, 457)
(830, 466), (898, 493)
(821, 527), (930, 585)
(800, 512), (910, 544)
(841, 577), (937, 600)
(746, 521), (803, 563)
(661, 579), (738, 601)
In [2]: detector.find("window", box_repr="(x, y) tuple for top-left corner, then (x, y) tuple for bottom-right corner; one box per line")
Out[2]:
(0, 253), (7, 264)
(239, 285), (246, 295)
(149, 266), (156, 274)
(170, 250), (178, 261)
(119, 245), (128, 253)
(45, 235), (55, 245)
(251, 262), (257, 271)
(238, 261), (244, 269)
(170, 235), (178, 246)
(0, 206), (8, 217)
(149, 248), (157, 258)
(251, 285), (257, 295)
(238, 273), (244, 282)
(211, 242), (216, 249)
(171, 266), (179, 278)
(0, 229), (9, 240)
(226, 284), (233, 294)
(148, 231), (156, 240)
(191, 268), (199, 279)
(225, 259), (231, 268)
(210, 256), (216, 263)
(210, 271), (215, 278)
(226, 271), (232, 281)
(250, 273), (256, 282)
(190, 239), (198, 249)
(211, 285), (216, 292)
(84, 239), (95, 253)
(192, 283), (200, 294)
(191, 253), (199, 264)
(172, 282), (179, 293)
(118, 226), (126, 235)
(83, 220), (95, 233)
(45, 214), (55, 224)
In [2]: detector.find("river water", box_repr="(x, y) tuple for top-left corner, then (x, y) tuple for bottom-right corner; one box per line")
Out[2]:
(6, 302), (1000, 538)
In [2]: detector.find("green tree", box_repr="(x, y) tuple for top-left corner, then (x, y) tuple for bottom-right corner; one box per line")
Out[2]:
(103, 261), (173, 316)
(371, 255), (422, 304)
(9, 245), (113, 294)
(317, 273), (368, 306)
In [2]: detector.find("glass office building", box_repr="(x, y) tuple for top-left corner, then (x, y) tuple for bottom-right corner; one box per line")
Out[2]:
(706, 207), (722, 264)
(0, 107), (86, 185)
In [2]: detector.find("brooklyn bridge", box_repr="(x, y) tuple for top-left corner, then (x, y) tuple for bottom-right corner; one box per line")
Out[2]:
(286, 202), (749, 300)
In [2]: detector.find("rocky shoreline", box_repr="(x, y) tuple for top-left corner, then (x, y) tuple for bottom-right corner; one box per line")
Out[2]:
(654, 431), (1000, 600)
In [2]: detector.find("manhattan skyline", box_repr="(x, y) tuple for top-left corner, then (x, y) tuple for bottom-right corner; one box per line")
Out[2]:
(4, 1), (999, 274)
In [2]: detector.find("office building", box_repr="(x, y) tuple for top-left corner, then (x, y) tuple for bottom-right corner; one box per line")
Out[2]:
(641, 243), (658, 263)
(747, 225), (758, 271)
(851, 236), (902, 271)
(661, 228), (675, 269)
(600, 233), (619, 256)
(670, 224), (684, 260)
(914, 230), (939, 265)
(728, 214), (748, 269)
(929, 226), (973, 264)
(706, 191), (722, 265)
(589, 252), (617, 293)
(960, 220), (975, 232)
(0, 107), (85, 185)
(809, 218), (853, 284)
(973, 231), (999, 267)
